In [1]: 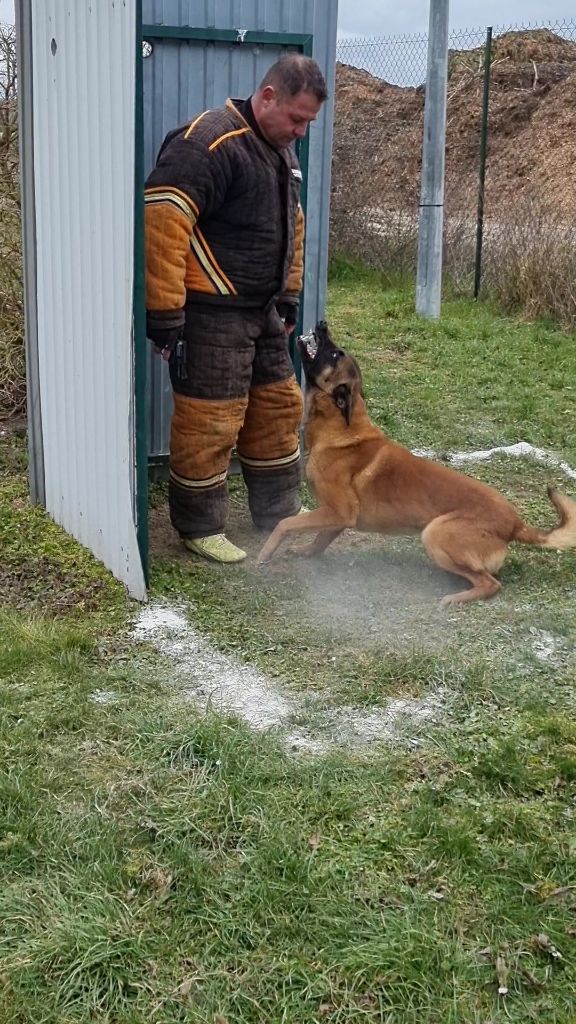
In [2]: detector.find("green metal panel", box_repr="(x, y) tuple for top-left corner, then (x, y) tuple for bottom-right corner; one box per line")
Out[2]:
(16, 0), (46, 505)
(142, 25), (313, 48)
(290, 32), (314, 380)
(134, 0), (150, 582)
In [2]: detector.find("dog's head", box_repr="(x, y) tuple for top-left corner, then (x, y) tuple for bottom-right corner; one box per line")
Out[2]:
(297, 320), (363, 425)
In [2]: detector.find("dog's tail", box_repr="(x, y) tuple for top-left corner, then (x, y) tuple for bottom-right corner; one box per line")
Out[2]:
(513, 487), (576, 550)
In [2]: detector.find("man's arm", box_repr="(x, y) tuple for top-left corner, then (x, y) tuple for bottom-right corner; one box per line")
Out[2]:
(277, 203), (305, 334)
(145, 183), (197, 352)
(144, 124), (230, 352)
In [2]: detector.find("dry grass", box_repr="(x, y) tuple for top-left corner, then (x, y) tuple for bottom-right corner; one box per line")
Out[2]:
(484, 210), (576, 328)
(0, 22), (24, 420)
(0, 191), (25, 419)
(331, 195), (576, 329)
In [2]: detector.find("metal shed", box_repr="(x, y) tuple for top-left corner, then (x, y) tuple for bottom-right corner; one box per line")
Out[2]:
(16, 0), (338, 598)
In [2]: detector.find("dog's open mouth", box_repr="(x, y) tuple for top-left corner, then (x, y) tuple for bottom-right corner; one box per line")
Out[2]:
(299, 329), (318, 359)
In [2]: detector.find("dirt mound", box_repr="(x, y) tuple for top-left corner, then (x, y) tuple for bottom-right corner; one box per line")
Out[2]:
(449, 27), (576, 74)
(332, 29), (576, 222)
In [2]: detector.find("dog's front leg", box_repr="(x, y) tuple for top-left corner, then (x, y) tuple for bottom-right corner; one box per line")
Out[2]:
(299, 528), (344, 557)
(257, 507), (350, 564)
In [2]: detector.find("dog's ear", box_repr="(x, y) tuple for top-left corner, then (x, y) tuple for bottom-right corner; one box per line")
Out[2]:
(333, 383), (353, 425)
(349, 356), (365, 399)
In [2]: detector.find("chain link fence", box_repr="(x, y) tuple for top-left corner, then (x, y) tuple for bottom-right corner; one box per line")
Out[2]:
(332, 20), (576, 326)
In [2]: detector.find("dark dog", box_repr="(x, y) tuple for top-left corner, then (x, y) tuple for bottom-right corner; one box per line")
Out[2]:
(257, 321), (576, 604)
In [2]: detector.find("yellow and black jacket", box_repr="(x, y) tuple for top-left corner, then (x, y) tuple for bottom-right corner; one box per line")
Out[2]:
(145, 98), (305, 334)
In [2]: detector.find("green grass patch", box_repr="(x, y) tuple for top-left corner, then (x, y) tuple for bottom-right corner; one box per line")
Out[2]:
(0, 429), (129, 619)
(327, 256), (576, 458)
(1, 632), (576, 1022)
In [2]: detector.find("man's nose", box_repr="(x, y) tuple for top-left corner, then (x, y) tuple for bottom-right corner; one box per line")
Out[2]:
(293, 124), (307, 138)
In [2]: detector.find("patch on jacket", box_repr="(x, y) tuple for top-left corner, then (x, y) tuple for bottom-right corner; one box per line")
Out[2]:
(291, 169), (303, 181)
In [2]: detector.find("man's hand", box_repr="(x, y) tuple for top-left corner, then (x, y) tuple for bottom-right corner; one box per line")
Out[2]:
(145, 320), (183, 361)
(276, 300), (299, 337)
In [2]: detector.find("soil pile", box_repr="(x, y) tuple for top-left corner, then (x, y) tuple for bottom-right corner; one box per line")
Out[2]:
(332, 29), (576, 220)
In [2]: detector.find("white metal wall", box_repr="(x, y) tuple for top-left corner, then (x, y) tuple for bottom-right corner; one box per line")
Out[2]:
(25, 0), (146, 599)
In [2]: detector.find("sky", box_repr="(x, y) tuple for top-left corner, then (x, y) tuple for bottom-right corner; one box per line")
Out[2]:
(337, 0), (575, 37)
(1, 0), (574, 36)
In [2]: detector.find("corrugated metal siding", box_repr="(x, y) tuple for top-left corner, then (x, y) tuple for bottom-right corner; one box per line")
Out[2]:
(142, 0), (338, 458)
(26, 0), (146, 599)
(144, 1), (310, 33)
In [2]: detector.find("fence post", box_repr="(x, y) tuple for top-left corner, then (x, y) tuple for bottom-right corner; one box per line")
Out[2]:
(416, 0), (450, 319)
(474, 26), (493, 299)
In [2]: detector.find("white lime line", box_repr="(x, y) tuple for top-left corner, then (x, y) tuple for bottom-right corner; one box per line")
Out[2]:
(411, 442), (576, 481)
(133, 604), (445, 753)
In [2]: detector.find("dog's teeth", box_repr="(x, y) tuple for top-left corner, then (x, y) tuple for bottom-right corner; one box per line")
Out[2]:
(300, 329), (318, 357)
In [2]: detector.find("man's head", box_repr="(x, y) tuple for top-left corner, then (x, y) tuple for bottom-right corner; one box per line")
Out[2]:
(251, 54), (328, 150)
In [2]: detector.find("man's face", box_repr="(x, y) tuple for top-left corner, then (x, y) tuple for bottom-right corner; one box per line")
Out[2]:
(256, 87), (322, 149)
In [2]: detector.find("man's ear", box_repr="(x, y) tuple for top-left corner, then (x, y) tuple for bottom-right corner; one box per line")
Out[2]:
(261, 84), (276, 104)
(333, 383), (353, 425)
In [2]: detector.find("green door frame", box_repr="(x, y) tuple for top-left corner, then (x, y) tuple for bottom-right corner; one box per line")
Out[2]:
(133, 17), (314, 580)
(134, 0), (149, 583)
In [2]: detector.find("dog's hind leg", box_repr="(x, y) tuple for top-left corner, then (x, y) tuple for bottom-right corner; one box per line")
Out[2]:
(421, 514), (508, 605)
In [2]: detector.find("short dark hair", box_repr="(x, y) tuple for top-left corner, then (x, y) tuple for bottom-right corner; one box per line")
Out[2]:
(259, 54), (328, 103)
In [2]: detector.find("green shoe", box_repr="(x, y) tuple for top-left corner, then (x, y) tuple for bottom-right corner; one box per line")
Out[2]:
(183, 534), (247, 564)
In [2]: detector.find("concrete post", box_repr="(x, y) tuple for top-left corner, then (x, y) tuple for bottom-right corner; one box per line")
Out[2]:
(416, 0), (449, 318)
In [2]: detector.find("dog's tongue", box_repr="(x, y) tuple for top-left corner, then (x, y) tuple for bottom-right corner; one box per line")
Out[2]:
(300, 329), (318, 358)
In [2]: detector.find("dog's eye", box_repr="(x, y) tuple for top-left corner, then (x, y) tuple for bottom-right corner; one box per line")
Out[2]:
(332, 349), (344, 361)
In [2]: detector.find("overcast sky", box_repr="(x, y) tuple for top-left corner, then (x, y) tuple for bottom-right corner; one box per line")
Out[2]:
(337, 0), (574, 37)
(1, 0), (574, 38)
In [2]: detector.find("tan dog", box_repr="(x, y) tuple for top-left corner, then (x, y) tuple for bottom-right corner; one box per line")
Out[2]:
(258, 321), (576, 604)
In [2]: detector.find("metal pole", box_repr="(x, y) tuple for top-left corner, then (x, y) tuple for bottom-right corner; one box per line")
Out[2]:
(416, 0), (450, 319)
(474, 26), (492, 299)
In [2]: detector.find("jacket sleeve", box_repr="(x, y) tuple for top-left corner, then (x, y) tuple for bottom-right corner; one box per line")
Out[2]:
(144, 127), (233, 325)
(281, 203), (305, 304)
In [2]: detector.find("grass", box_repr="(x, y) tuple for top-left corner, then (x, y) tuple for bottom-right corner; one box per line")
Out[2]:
(0, 430), (128, 618)
(332, 199), (576, 330)
(1, 263), (576, 1021)
(1, 624), (576, 1023)
(326, 256), (576, 458)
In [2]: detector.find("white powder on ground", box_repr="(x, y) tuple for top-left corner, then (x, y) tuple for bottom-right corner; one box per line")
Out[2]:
(315, 696), (447, 746)
(529, 628), (566, 665)
(90, 690), (119, 704)
(411, 442), (576, 481)
(133, 604), (445, 753)
(134, 605), (293, 730)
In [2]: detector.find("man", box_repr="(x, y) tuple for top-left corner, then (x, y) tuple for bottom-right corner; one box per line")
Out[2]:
(145, 54), (328, 563)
